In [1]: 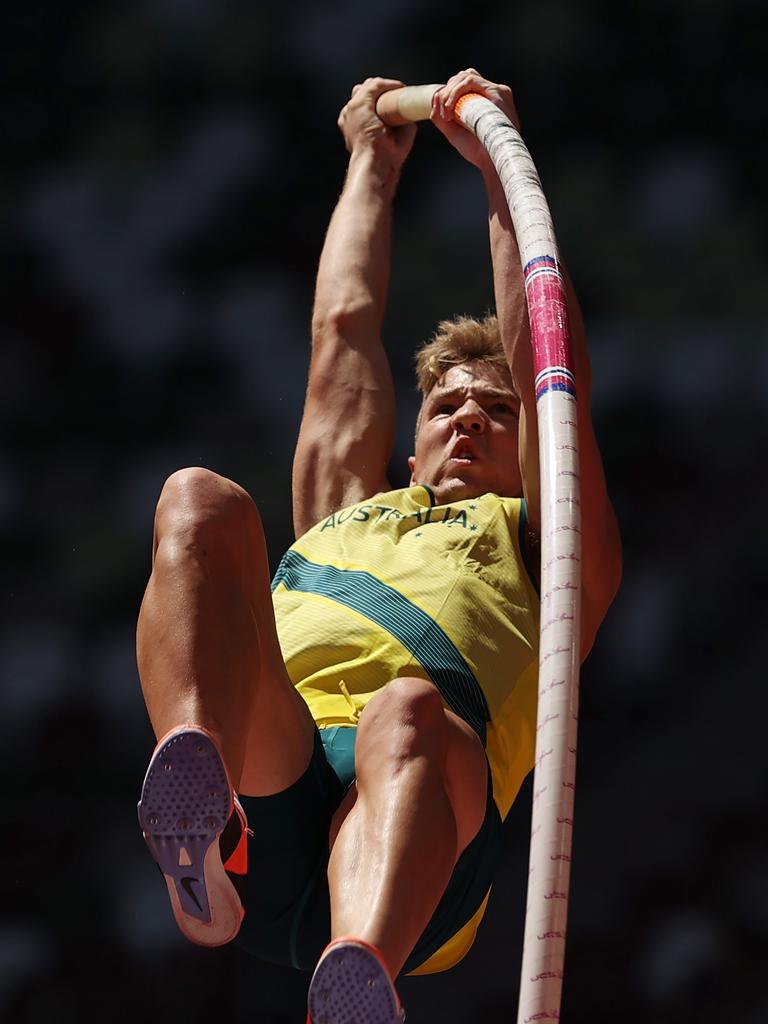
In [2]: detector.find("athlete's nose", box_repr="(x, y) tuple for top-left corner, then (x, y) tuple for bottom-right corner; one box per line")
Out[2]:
(451, 400), (486, 434)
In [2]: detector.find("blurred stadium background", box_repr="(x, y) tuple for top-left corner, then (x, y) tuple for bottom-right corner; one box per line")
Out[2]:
(2, 1), (766, 1021)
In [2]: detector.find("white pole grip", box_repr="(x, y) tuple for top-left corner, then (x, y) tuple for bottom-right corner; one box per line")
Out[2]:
(375, 84), (443, 125)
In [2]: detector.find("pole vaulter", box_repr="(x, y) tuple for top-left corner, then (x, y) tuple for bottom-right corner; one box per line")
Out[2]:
(135, 69), (621, 1024)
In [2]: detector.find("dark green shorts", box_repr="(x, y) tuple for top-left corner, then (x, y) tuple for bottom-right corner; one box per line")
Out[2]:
(235, 725), (503, 974)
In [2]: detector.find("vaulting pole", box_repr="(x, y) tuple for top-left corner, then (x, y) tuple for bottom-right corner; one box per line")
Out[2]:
(379, 85), (582, 1024)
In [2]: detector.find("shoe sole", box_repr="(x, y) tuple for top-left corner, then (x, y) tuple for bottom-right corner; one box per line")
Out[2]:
(307, 941), (404, 1024)
(137, 726), (244, 946)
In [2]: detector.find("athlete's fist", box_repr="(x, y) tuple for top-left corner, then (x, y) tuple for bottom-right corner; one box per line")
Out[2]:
(431, 69), (520, 171)
(338, 77), (417, 171)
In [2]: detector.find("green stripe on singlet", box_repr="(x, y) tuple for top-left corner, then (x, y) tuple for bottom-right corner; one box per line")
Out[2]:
(272, 550), (489, 743)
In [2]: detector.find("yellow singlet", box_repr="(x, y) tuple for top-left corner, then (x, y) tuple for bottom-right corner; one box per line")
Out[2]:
(271, 484), (540, 971)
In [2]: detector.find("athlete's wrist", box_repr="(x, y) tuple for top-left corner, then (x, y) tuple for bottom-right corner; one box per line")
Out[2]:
(346, 147), (402, 196)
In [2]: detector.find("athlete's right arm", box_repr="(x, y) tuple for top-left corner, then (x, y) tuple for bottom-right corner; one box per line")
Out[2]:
(292, 79), (417, 539)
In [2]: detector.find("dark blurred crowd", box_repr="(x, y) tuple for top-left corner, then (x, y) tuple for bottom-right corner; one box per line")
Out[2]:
(2, 2), (766, 1022)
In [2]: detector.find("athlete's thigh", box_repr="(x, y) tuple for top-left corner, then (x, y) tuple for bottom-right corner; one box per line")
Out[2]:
(237, 508), (315, 797)
(441, 708), (489, 858)
(328, 687), (488, 861)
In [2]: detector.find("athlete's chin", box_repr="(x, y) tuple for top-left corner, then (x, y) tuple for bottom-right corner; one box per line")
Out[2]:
(425, 463), (524, 503)
(431, 474), (494, 504)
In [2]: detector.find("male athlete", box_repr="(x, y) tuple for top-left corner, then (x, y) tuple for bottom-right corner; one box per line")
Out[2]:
(136, 69), (621, 1023)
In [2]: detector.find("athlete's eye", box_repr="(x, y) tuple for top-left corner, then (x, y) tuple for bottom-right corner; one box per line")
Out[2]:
(491, 402), (518, 416)
(435, 404), (456, 415)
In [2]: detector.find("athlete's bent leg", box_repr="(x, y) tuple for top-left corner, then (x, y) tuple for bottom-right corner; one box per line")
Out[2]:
(137, 467), (317, 947)
(136, 466), (314, 795)
(325, 677), (488, 979)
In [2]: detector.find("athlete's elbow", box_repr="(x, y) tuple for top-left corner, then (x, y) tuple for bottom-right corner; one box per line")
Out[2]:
(311, 301), (377, 343)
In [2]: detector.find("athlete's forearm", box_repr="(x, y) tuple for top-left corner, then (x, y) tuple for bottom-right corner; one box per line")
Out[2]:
(484, 169), (621, 653)
(483, 168), (541, 529)
(312, 149), (398, 346)
(305, 146), (397, 449)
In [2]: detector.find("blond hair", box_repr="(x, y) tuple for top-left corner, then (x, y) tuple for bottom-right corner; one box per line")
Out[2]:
(414, 313), (508, 397)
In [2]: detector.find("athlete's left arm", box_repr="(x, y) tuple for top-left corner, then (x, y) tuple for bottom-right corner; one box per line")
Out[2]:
(497, 230), (623, 660)
(432, 71), (622, 658)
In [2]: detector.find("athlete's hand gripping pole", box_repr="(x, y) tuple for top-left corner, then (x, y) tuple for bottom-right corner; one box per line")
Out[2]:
(378, 84), (582, 1024)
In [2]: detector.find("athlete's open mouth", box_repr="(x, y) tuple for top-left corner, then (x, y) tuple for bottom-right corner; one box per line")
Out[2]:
(449, 441), (478, 462)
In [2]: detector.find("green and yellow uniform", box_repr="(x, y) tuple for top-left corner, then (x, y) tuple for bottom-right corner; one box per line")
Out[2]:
(271, 484), (540, 972)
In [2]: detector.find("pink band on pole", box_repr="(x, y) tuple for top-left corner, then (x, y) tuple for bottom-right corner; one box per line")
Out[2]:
(523, 256), (575, 389)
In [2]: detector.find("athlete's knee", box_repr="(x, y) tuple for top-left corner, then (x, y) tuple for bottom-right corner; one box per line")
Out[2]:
(154, 467), (260, 559)
(357, 677), (448, 760)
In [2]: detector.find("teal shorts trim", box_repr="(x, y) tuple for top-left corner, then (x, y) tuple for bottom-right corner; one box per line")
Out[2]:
(235, 725), (503, 974)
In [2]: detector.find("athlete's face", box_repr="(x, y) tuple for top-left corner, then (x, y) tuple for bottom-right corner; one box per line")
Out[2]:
(408, 362), (523, 504)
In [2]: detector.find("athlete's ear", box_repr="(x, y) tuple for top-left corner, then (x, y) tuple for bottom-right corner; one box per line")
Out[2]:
(407, 455), (416, 483)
